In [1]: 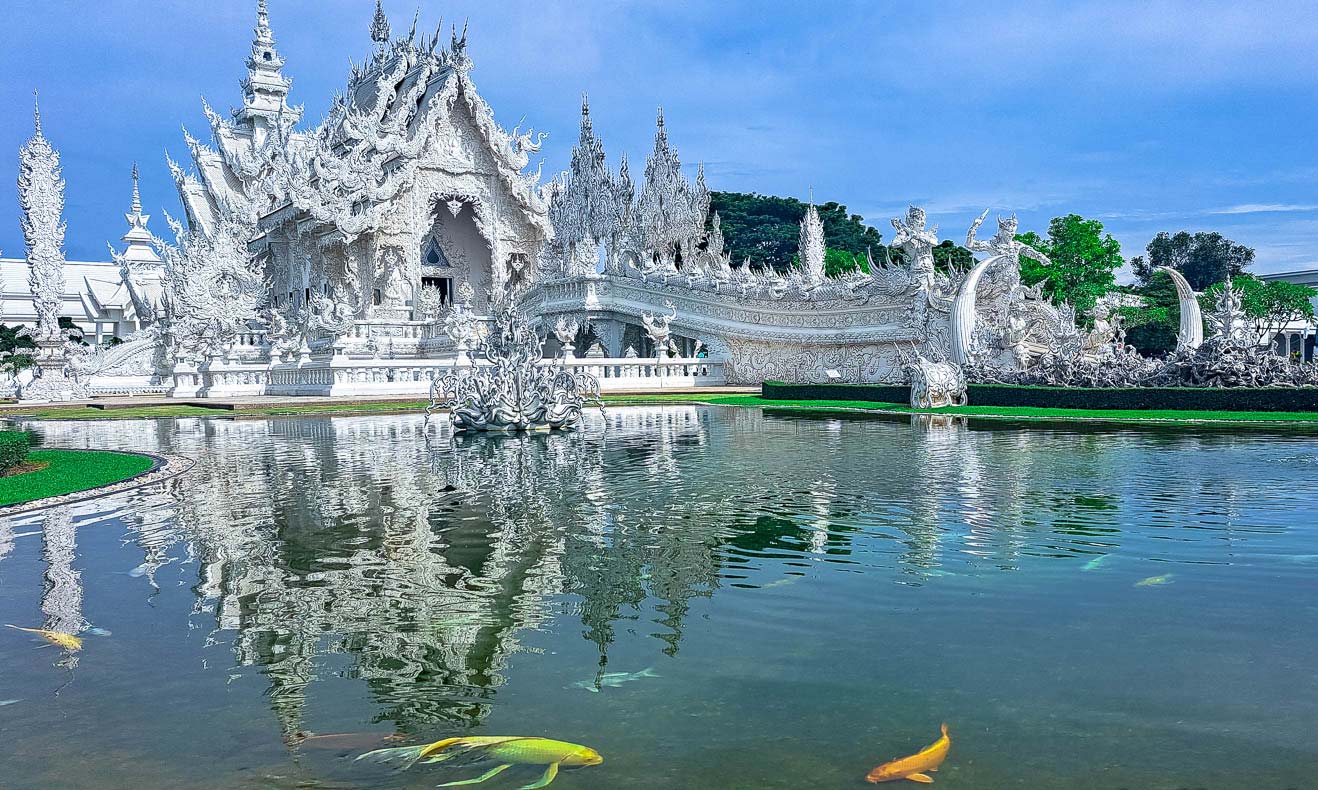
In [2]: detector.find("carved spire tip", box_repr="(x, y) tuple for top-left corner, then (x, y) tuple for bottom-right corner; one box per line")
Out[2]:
(131, 162), (142, 213)
(32, 90), (42, 136)
(370, 0), (390, 44)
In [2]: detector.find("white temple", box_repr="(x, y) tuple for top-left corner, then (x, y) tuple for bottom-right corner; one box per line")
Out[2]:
(9, 1), (1285, 401)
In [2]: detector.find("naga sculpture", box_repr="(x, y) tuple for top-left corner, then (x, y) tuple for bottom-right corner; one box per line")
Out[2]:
(904, 353), (968, 409)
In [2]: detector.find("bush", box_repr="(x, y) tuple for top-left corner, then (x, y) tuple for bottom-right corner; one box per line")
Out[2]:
(761, 381), (1318, 413)
(0, 431), (32, 474)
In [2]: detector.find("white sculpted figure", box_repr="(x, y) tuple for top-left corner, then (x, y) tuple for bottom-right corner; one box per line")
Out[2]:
(641, 301), (679, 358)
(904, 353), (968, 409)
(552, 316), (581, 357)
(891, 205), (939, 287)
(966, 210), (1051, 291)
(443, 280), (483, 361)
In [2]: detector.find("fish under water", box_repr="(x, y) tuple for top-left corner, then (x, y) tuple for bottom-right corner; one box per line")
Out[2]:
(357, 736), (603, 789)
(866, 723), (951, 784)
(128, 557), (176, 578)
(570, 666), (659, 693)
(1135, 574), (1175, 587)
(1081, 555), (1110, 571)
(4, 624), (82, 651)
(0, 699), (21, 707)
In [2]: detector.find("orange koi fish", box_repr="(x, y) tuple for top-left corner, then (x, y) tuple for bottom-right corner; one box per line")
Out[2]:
(866, 723), (950, 784)
(4, 624), (82, 651)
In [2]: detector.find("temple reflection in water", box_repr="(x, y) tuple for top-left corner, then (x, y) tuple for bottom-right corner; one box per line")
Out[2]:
(14, 406), (1272, 741)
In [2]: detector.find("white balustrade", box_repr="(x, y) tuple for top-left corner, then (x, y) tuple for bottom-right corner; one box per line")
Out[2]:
(167, 354), (725, 398)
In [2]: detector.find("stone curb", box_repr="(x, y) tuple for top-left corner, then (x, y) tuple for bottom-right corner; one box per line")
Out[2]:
(0, 451), (196, 517)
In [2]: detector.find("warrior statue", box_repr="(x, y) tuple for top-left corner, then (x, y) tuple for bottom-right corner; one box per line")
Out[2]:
(891, 205), (939, 289)
(965, 210), (1051, 297)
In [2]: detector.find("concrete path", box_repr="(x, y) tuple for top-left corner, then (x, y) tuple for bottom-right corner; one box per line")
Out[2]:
(0, 386), (758, 413)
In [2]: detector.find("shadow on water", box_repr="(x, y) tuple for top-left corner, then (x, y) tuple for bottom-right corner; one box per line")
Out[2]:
(0, 405), (1316, 788)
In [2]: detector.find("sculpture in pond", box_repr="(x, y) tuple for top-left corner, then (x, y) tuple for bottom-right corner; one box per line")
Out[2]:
(904, 353), (967, 409)
(429, 295), (601, 431)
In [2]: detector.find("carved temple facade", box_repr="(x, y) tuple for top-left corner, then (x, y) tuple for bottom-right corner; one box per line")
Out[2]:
(10, 1), (1251, 400)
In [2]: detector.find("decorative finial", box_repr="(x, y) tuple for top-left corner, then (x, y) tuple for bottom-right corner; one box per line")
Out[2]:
(656, 106), (665, 128)
(370, 0), (390, 44)
(32, 91), (42, 136)
(131, 162), (142, 213)
(809, 186), (814, 206)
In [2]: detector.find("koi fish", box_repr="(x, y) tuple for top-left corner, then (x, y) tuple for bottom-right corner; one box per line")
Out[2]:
(0, 699), (21, 706)
(570, 667), (659, 692)
(1081, 555), (1109, 571)
(358, 736), (603, 789)
(867, 723), (950, 784)
(4, 624), (82, 651)
(1135, 573), (1174, 587)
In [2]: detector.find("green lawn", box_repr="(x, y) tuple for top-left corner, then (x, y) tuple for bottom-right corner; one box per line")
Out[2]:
(602, 393), (1318, 425)
(0, 450), (156, 506)
(8, 393), (1318, 426)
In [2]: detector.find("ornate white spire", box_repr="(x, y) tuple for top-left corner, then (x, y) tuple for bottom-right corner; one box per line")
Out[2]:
(119, 163), (160, 264)
(370, 0), (391, 45)
(237, 0), (299, 134)
(798, 202), (826, 285)
(18, 93), (68, 343)
(635, 107), (710, 256)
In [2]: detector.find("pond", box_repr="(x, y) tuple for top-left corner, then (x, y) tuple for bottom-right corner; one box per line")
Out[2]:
(1, 405), (1316, 789)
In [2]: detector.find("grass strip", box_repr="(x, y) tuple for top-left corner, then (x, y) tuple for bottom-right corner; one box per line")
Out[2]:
(0, 449), (156, 506)
(601, 393), (1318, 424)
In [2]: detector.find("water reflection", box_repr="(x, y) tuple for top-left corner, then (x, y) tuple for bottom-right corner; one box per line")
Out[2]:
(5, 407), (1318, 788)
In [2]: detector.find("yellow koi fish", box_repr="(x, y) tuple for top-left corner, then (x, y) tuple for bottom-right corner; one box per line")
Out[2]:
(867, 723), (950, 784)
(4, 624), (82, 651)
(358, 736), (603, 789)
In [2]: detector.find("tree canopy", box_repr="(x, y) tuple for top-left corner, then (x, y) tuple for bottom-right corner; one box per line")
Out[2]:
(1131, 231), (1255, 291)
(707, 192), (883, 270)
(1015, 214), (1124, 318)
(0, 324), (37, 373)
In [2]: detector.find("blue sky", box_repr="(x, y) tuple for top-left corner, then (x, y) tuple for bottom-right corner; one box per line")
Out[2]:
(3, 0), (1318, 277)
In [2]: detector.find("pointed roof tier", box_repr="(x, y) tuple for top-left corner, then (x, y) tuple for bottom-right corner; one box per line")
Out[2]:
(119, 163), (162, 266)
(236, 0), (301, 130)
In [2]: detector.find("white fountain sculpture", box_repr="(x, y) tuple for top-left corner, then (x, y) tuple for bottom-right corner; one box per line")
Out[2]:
(429, 296), (602, 432)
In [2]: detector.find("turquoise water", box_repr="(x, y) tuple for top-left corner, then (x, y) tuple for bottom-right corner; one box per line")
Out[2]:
(1, 405), (1316, 789)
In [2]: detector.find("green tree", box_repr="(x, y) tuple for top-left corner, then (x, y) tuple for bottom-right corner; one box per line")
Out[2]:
(1015, 214), (1124, 317)
(932, 240), (975, 273)
(823, 248), (868, 278)
(1118, 275), (1180, 356)
(886, 239), (976, 274)
(0, 324), (37, 373)
(1201, 274), (1316, 345)
(1131, 231), (1254, 291)
(707, 192), (883, 270)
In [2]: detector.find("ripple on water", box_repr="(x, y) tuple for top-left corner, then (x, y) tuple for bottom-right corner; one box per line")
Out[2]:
(0, 407), (1316, 789)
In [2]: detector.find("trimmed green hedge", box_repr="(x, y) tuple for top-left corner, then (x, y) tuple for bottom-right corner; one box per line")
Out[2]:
(762, 382), (911, 403)
(0, 431), (32, 474)
(761, 381), (1318, 413)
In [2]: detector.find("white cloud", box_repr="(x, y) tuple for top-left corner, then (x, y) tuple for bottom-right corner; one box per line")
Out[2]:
(1209, 204), (1318, 216)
